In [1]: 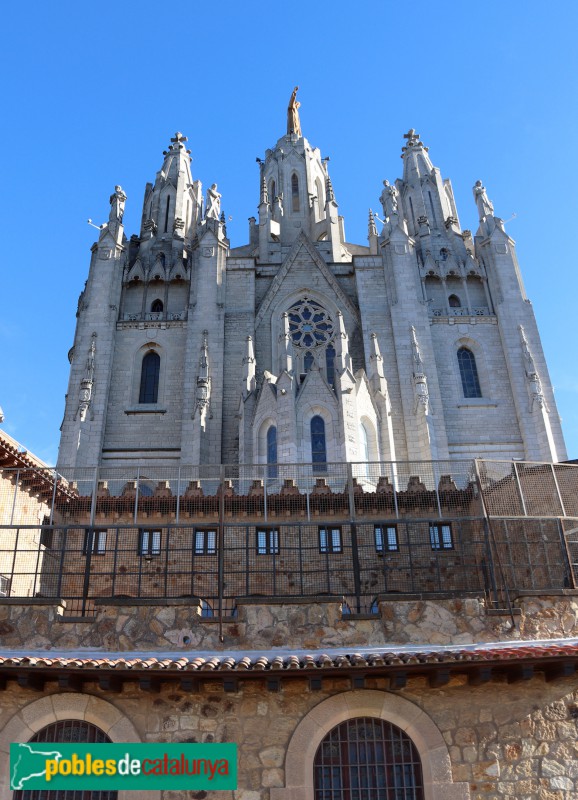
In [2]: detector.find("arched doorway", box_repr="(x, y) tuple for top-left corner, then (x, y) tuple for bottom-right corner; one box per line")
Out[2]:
(314, 716), (424, 799)
(13, 720), (117, 799)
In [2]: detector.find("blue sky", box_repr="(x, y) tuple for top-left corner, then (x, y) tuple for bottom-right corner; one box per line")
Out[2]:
(1, 1), (577, 464)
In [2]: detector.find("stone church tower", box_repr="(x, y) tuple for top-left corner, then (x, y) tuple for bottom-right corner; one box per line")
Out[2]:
(57, 95), (566, 471)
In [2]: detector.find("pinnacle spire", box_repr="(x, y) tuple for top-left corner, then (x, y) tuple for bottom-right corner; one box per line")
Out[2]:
(368, 209), (377, 238)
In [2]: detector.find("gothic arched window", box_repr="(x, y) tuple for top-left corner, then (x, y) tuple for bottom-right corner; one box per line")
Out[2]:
(267, 425), (278, 479)
(448, 294), (461, 308)
(314, 717), (424, 800)
(151, 299), (163, 313)
(311, 415), (327, 471)
(13, 720), (117, 800)
(291, 173), (300, 213)
(139, 351), (160, 404)
(457, 347), (481, 398)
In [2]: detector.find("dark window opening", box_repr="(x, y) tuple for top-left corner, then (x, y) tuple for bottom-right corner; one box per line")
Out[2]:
(375, 525), (399, 553)
(430, 523), (453, 550)
(257, 528), (280, 555)
(319, 526), (342, 554)
(326, 344), (336, 387)
(267, 425), (278, 479)
(291, 173), (300, 213)
(14, 720), (116, 800)
(195, 529), (217, 555)
(83, 529), (107, 555)
(151, 299), (163, 313)
(457, 347), (482, 398)
(314, 717), (424, 800)
(139, 351), (160, 404)
(164, 195), (170, 233)
(448, 294), (461, 308)
(311, 415), (327, 472)
(139, 529), (161, 556)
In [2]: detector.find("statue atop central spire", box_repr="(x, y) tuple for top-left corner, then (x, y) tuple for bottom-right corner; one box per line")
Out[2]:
(287, 86), (302, 137)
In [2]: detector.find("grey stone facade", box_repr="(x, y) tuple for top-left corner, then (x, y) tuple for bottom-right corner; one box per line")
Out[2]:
(57, 123), (566, 471)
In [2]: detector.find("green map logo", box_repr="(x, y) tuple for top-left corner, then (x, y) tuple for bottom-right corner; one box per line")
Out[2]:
(10, 742), (237, 790)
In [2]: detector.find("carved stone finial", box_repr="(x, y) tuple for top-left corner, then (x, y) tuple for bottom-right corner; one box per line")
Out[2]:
(195, 331), (211, 424)
(401, 129), (427, 154)
(260, 174), (269, 206)
(287, 86), (302, 137)
(171, 131), (188, 145)
(368, 209), (377, 238)
(410, 326), (429, 413)
(325, 175), (335, 203)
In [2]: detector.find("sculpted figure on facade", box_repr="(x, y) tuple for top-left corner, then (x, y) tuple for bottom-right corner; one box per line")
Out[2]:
(109, 185), (126, 224)
(205, 184), (221, 220)
(473, 180), (494, 219)
(519, 325), (546, 410)
(287, 86), (302, 137)
(77, 334), (96, 422)
(379, 180), (398, 219)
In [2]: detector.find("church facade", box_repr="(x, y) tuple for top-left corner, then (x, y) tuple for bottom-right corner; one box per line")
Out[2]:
(56, 96), (566, 472)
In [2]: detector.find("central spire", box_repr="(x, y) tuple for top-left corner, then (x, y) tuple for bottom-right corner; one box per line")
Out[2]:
(287, 86), (302, 137)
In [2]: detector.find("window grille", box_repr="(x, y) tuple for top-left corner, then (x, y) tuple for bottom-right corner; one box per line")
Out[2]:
(314, 717), (424, 800)
(13, 720), (116, 800)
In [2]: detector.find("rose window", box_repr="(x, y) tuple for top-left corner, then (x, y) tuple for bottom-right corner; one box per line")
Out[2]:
(288, 299), (333, 348)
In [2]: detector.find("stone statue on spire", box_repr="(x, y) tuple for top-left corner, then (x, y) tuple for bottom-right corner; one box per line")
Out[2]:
(287, 86), (302, 137)
(473, 180), (494, 219)
(109, 185), (126, 224)
(379, 180), (398, 219)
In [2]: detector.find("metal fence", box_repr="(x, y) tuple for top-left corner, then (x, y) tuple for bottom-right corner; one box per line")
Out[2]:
(1, 459), (577, 617)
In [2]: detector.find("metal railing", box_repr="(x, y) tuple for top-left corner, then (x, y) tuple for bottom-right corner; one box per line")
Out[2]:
(1, 459), (577, 617)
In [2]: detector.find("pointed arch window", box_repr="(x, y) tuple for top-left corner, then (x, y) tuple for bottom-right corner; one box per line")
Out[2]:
(270, 179), (276, 202)
(139, 351), (160, 404)
(457, 347), (481, 398)
(151, 299), (164, 313)
(291, 173), (300, 213)
(314, 717), (424, 800)
(267, 425), (278, 479)
(311, 415), (327, 472)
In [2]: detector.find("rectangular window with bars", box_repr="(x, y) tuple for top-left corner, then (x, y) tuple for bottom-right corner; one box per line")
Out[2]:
(0, 575), (10, 597)
(429, 523), (454, 551)
(194, 529), (217, 555)
(139, 529), (161, 556)
(83, 529), (107, 555)
(319, 526), (342, 554)
(374, 525), (399, 553)
(257, 528), (280, 555)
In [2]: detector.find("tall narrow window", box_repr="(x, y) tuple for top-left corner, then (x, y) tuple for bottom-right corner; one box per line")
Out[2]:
(164, 195), (171, 233)
(325, 344), (336, 387)
(311, 415), (327, 471)
(291, 173), (300, 213)
(270, 179), (276, 201)
(267, 425), (278, 479)
(360, 423), (370, 463)
(304, 351), (314, 372)
(139, 351), (160, 404)
(457, 347), (481, 398)
(139, 529), (161, 556)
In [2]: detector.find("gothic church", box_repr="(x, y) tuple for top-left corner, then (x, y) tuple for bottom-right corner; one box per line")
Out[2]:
(57, 90), (566, 471)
